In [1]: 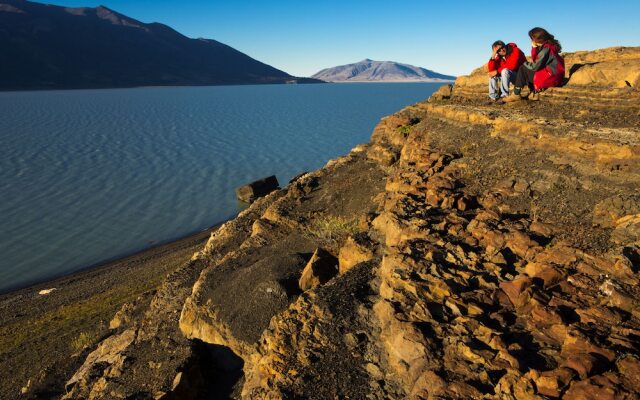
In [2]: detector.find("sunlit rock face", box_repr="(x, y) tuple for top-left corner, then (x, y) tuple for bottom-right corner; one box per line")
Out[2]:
(63, 47), (640, 399)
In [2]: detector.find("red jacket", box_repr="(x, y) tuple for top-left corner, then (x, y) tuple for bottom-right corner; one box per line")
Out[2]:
(487, 43), (526, 73)
(531, 43), (565, 90)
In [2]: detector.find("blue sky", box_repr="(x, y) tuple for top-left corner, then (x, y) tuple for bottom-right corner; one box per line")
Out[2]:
(41, 0), (640, 77)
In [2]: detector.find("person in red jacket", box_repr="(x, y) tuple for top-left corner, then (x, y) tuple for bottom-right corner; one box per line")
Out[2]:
(504, 27), (565, 102)
(487, 40), (527, 102)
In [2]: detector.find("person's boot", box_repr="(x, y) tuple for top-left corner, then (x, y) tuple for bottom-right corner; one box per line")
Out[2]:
(529, 92), (540, 101)
(503, 93), (524, 102)
(486, 97), (504, 105)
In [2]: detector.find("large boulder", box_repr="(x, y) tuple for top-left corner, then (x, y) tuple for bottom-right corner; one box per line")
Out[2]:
(235, 175), (280, 203)
(565, 46), (640, 87)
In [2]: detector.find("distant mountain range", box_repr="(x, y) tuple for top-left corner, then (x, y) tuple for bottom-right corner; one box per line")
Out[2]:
(312, 59), (455, 83)
(0, 0), (320, 90)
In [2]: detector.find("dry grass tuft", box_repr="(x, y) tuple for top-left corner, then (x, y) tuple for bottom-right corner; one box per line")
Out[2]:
(306, 215), (358, 245)
(70, 331), (97, 352)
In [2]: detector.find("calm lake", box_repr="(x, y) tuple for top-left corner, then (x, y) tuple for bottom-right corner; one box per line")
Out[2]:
(0, 82), (443, 293)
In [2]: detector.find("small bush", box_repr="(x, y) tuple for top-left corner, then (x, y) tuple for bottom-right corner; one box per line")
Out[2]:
(70, 331), (96, 352)
(396, 125), (413, 137)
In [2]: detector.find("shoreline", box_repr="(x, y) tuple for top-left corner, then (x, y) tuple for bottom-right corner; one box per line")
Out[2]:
(0, 79), (324, 94)
(0, 222), (222, 398)
(0, 224), (222, 297)
(322, 79), (455, 83)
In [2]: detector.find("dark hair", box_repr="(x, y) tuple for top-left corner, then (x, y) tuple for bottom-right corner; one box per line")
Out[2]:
(492, 40), (505, 49)
(528, 27), (562, 52)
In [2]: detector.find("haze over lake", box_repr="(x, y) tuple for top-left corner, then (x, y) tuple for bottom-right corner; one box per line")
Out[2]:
(0, 82), (443, 293)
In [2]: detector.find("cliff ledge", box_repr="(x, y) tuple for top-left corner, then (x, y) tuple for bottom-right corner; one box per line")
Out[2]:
(62, 46), (640, 400)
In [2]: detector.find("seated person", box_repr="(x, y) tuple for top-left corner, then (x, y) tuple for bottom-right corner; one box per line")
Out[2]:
(487, 40), (527, 102)
(504, 27), (565, 102)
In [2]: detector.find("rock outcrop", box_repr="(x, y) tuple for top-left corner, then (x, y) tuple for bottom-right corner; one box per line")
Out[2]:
(64, 46), (640, 399)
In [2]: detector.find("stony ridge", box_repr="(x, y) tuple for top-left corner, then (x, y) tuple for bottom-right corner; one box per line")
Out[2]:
(59, 46), (640, 400)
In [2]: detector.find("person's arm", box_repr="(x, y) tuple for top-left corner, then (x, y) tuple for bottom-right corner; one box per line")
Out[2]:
(504, 48), (524, 71)
(487, 59), (499, 76)
(523, 47), (550, 71)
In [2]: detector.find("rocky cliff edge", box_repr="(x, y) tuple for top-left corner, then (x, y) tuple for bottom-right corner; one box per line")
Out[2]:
(61, 46), (640, 400)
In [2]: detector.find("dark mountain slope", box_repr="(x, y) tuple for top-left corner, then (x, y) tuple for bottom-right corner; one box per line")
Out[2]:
(0, 0), (318, 90)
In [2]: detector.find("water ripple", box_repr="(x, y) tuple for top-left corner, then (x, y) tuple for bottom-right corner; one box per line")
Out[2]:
(0, 83), (441, 292)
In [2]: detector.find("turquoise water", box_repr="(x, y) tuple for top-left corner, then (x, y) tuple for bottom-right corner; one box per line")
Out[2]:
(0, 83), (441, 293)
